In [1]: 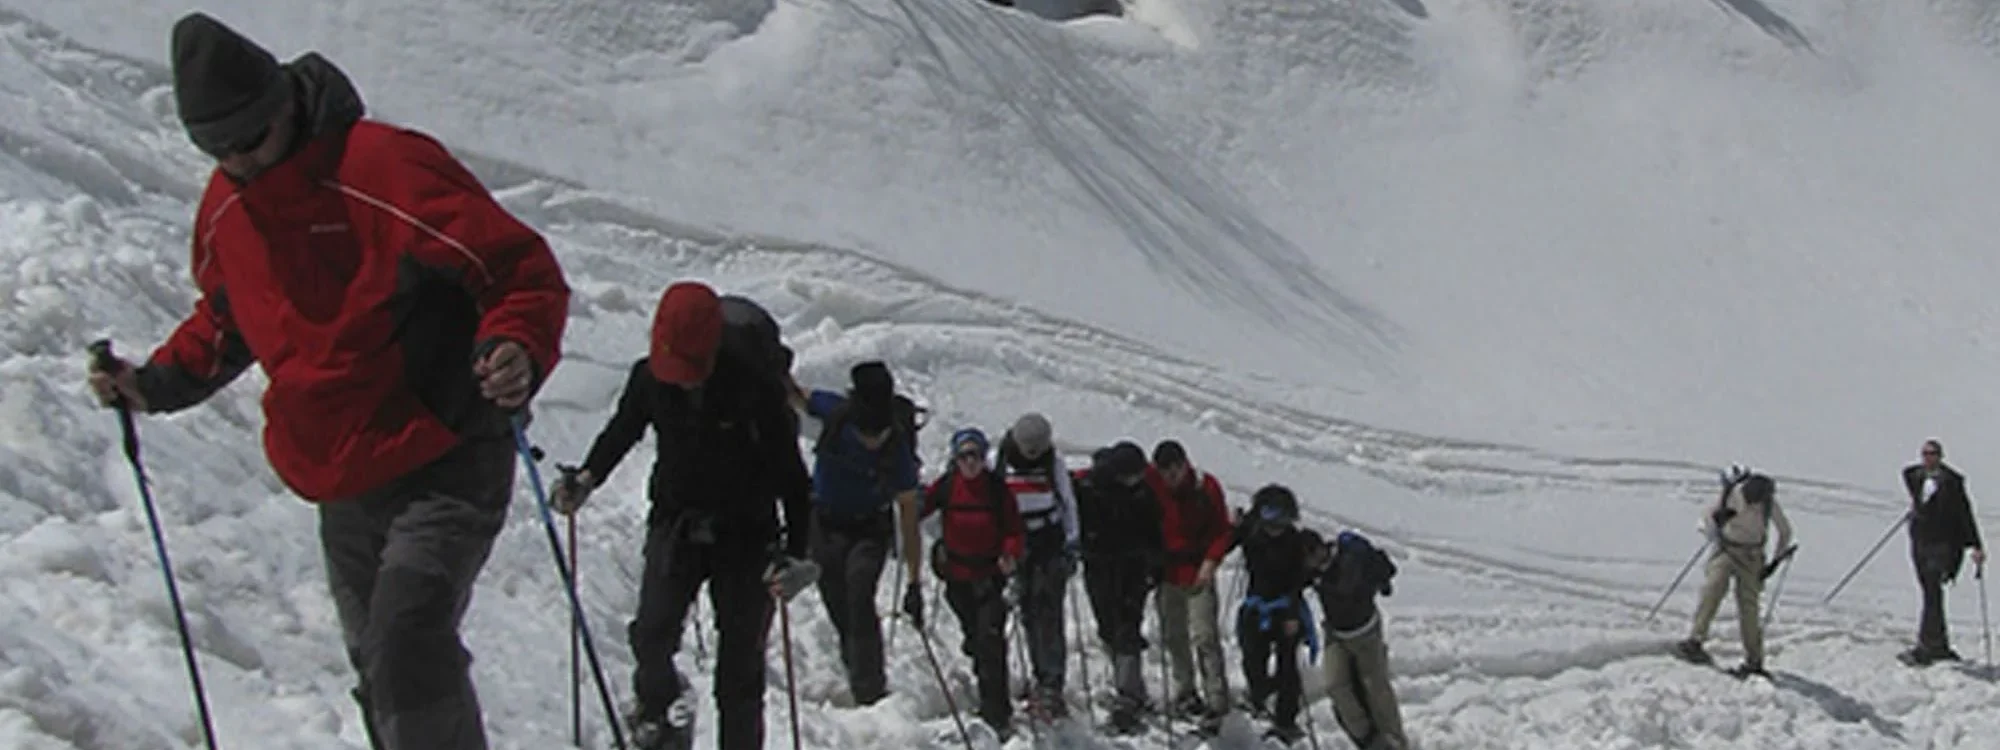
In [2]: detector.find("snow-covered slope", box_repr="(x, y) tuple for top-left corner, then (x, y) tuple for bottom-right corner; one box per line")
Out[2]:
(4, 0), (2000, 748)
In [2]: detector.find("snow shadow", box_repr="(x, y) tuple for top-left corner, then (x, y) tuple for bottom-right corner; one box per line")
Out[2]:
(1951, 662), (2000, 682)
(837, 0), (1399, 355)
(1707, 0), (1814, 51)
(1770, 670), (1905, 741)
(1010, 0), (1123, 22)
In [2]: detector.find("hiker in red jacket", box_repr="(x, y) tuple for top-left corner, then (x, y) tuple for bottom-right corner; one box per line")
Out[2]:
(1146, 440), (1234, 735)
(86, 13), (568, 750)
(901, 427), (1024, 740)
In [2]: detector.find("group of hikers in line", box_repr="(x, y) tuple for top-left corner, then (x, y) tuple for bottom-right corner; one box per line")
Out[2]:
(546, 285), (1414, 749)
(80, 11), (1986, 750)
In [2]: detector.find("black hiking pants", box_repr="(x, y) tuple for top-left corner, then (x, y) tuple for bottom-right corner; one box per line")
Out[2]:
(946, 576), (1013, 730)
(1083, 555), (1153, 655)
(1014, 526), (1071, 696)
(629, 509), (774, 750)
(1914, 540), (1965, 652)
(1237, 605), (1303, 728)
(320, 436), (513, 750)
(810, 510), (892, 703)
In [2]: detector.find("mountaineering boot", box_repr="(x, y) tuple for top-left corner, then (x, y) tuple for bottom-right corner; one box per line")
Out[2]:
(1263, 721), (1306, 745)
(1674, 638), (1712, 664)
(1194, 705), (1226, 737)
(1237, 692), (1272, 721)
(1107, 701), (1145, 735)
(1727, 661), (1770, 680)
(1899, 644), (1963, 666)
(628, 694), (695, 750)
(1170, 692), (1208, 720)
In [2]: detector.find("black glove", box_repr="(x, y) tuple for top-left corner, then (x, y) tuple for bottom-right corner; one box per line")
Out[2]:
(901, 583), (924, 628)
(1710, 507), (1736, 530)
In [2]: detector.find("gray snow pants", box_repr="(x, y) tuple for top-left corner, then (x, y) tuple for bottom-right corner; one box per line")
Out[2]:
(810, 510), (893, 704)
(1015, 526), (1072, 697)
(1158, 579), (1228, 710)
(1324, 618), (1407, 750)
(320, 436), (514, 750)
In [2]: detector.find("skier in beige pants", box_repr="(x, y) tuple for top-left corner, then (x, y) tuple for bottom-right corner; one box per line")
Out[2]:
(1677, 468), (1793, 678)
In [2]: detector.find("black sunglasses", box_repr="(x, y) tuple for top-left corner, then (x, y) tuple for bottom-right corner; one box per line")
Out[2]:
(207, 124), (272, 159)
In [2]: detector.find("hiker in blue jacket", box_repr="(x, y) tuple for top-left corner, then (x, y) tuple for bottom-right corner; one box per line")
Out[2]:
(804, 361), (921, 705)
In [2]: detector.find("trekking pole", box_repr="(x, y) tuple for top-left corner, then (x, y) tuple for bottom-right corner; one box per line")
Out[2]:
(569, 514), (581, 746)
(1011, 606), (1042, 739)
(555, 464), (584, 747)
(512, 416), (628, 750)
(778, 593), (803, 750)
(887, 546), (905, 653)
(89, 341), (219, 750)
(1069, 574), (1095, 724)
(910, 598), (975, 750)
(1764, 554), (1792, 626)
(1646, 539), (1712, 624)
(1823, 512), (1912, 604)
(693, 598), (708, 669)
(1156, 594), (1176, 745)
(1979, 562), (1992, 666)
(1301, 689), (1323, 750)
(1761, 544), (1797, 626)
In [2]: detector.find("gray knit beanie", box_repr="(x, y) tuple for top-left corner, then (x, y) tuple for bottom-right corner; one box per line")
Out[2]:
(171, 13), (292, 156)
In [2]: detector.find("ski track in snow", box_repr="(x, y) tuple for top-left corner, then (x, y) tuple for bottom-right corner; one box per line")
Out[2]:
(2, 3), (1998, 750)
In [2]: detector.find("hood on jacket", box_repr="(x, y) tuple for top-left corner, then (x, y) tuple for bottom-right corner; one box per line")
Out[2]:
(284, 53), (365, 145)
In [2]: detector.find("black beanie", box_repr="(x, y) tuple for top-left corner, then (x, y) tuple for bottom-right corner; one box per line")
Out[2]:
(171, 13), (292, 156)
(847, 361), (895, 433)
(1152, 439), (1188, 468)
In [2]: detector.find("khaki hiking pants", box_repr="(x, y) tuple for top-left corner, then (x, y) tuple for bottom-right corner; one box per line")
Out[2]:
(1158, 580), (1228, 710)
(1690, 544), (1767, 665)
(1324, 618), (1408, 750)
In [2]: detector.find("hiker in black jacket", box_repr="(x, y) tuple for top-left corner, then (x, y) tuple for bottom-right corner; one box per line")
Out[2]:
(1314, 526), (1408, 750)
(1072, 441), (1164, 734)
(1901, 439), (1987, 665)
(552, 282), (814, 750)
(1232, 485), (1327, 745)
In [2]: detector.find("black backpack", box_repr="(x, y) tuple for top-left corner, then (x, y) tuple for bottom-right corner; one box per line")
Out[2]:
(719, 295), (793, 382)
(812, 393), (927, 468)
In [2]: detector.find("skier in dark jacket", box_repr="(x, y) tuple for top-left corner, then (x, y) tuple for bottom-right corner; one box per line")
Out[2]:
(1901, 439), (1987, 665)
(903, 428), (1025, 739)
(802, 361), (920, 705)
(552, 282), (813, 750)
(1314, 527), (1407, 750)
(1233, 485), (1328, 745)
(1072, 441), (1164, 733)
(88, 14), (569, 750)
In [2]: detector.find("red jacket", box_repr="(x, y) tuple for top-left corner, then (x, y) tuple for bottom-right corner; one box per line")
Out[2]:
(138, 59), (567, 501)
(1148, 466), (1232, 587)
(923, 468), (1025, 582)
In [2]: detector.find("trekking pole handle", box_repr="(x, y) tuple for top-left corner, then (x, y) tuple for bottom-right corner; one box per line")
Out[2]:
(88, 339), (119, 371)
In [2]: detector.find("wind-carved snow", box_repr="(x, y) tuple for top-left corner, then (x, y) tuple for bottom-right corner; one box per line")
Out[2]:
(4, 0), (2000, 749)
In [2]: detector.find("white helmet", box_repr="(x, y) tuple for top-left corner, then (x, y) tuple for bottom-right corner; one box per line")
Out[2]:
(1720, 463), (1750, 485)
